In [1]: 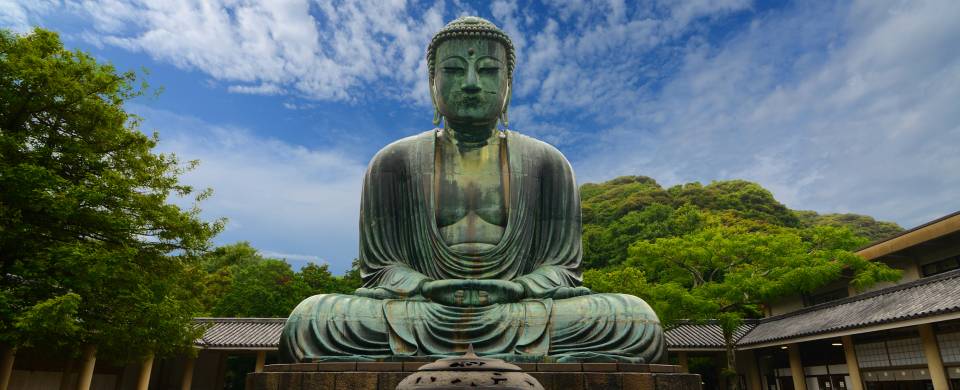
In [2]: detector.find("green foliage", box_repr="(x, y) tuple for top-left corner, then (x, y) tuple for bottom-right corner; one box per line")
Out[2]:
(212, 259), (309, 317)
(580, 176), (903, 269)
(14, 293), (82, 350)
(581, 176), (902, 386)
(795, 210), (904, 242)
(199, 242), (363, 317)
(0, 28), (220, 361)
(301, 261), (362, 295)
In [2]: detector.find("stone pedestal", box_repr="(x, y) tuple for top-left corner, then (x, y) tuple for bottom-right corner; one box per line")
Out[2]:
(246, 363), (701, 390)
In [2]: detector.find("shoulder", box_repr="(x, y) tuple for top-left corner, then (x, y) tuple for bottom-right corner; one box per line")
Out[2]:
(507, 130), (574, 172)
(368, 130), (435, 169)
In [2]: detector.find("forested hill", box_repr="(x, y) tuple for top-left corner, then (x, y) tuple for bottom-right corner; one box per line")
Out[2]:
(580, 176), (903, 269)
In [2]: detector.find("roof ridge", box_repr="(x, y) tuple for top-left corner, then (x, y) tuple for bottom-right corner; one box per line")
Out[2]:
(856, 209), (960, 252)
(194, 317), (287, 322)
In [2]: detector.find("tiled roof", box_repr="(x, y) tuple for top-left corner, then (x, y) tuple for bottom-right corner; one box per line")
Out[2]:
(739, 268), (960, 346)
(194, 318), (285, 349)
(665, 321), (758, 349)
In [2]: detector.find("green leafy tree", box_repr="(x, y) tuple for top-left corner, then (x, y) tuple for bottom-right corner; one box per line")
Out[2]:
(795, 210), (903, 242)
(301, 260), (363, 295)
(212, 258), (310, 317)
(0, 28), (221, 362)
(199, 242), (362, 317)
(587, 213), (901, 390)
(580, 176), (903, 269)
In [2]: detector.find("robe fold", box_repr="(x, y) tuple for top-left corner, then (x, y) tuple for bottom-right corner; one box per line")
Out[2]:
(279, 130), (666, 363)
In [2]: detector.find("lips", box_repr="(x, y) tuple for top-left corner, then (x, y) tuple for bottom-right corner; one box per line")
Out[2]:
(453, 93), (486, 107)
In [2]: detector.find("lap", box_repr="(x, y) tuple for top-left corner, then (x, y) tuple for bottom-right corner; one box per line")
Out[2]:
(282, 292), (664, 362)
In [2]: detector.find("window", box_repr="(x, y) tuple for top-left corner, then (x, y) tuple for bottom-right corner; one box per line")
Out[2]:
(803, 288), (849, 307)
(856, 341), (890, 368)
(939, 332), (960, 364)
(921, 256), (960, 277)
(885, 337), (926, 366)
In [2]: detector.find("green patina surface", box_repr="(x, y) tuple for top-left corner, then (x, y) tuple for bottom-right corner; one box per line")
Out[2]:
(279, 16), (666, 364)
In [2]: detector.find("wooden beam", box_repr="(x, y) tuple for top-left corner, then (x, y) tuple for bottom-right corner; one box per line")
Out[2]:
(857, 213), (960, 260)
(743, 350), (763, 390)
(841, 336), (864, 390)
(180, 356), (195, 390)
(918, 324), (949, 390)
(254, 351), (266, 373)
(76, 345), (97, 390)
(0, 346), (15, 390)
(136, 353), (154, 390)
(788, 344), (807, 390)
(676, 351), (688, 373)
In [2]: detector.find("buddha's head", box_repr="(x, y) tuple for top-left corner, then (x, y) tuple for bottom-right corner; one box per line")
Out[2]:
(427, 16), (515, 129)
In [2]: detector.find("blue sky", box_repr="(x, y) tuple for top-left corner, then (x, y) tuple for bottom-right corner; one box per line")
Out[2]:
(4, 0), (959, 273)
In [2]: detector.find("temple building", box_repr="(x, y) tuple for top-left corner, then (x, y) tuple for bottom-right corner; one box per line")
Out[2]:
(672, 210), (960, 390)
(5, 211), (959, 390)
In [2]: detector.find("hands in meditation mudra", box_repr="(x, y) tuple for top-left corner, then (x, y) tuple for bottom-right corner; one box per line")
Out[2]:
(280, 16), (665, 363)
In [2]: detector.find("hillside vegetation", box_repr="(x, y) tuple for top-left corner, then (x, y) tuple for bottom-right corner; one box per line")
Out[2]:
(581, 176), (903, 269)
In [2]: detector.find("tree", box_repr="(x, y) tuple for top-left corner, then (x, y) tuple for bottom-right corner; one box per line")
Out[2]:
(199, 242), (362, 317)
(212, 259), (310, 317)
(586, 211), (901, 390)
(795, 210), (903, 242)
(580, 176), (903, 269)
(301, 260), (362, 295)
(0, 28), (221, 363)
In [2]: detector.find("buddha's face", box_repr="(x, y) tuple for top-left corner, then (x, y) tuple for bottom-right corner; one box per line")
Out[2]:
(432, 38), (510, 126)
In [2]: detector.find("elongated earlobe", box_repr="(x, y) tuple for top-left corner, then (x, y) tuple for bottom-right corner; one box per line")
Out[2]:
(499, 84), (511, 129)
(431, 83), (443, 126)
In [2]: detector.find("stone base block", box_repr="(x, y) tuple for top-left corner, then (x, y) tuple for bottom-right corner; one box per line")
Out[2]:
(247, 363), (701, 390)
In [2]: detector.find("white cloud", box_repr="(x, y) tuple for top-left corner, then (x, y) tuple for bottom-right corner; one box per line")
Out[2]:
(1, 0), (57, 33)
(135, 105), (367, 272)
(569, 0), (960, 228)
(17, 0), (455, 103)
(227, 83), (284, 95)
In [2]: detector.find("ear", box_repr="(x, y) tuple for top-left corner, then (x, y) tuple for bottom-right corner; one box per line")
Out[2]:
(500, 83), (512, 127)
(431, 78), (443, 126)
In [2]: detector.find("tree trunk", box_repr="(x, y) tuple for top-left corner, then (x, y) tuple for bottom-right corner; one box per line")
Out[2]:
(725, 332), (740, 390)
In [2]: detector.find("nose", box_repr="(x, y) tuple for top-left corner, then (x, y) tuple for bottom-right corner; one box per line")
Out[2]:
(461, 66), (480, 93)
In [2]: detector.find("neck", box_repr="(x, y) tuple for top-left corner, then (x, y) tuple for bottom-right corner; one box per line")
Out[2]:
(444, 121), (498, 147)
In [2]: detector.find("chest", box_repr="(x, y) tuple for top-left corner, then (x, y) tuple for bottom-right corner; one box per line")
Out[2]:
(435, 142), (507, 226)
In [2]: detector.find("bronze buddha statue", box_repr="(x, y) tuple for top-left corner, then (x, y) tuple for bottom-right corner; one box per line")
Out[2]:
(280, 16), (665, 363)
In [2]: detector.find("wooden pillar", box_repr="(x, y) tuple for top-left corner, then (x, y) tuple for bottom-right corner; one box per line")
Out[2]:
(918, 324), (949, 390)
(76, 345), (97, 390)
(213, 352), (228, 390)
(677, 351), (689, 373)
(180, 356), (195, 390)
(787, 344), (807, 390)
(743, 350), (763, 390)
(136, 353), (154, 390)
(841, 336), (865, 390)
(0, 346), (15, 390)
(254, 351), (266, 373)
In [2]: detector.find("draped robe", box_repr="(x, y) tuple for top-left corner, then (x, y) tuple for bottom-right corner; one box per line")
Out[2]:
(279, 130), (665, 363)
